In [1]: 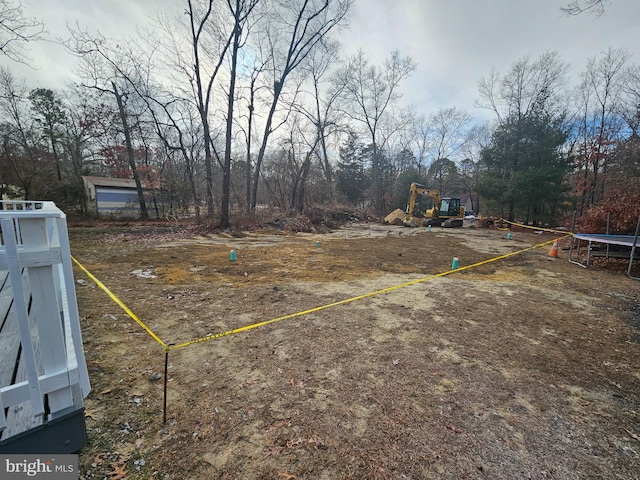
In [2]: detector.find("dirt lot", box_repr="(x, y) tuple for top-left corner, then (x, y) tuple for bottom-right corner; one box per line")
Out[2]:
(68, 221), (640, 480)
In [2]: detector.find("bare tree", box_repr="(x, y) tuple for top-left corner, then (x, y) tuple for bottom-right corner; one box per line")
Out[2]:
(249, 0), (352, 212)
(477, 51), (569, 125)
(418, 106), (471, 195)
(574, 46), (631, 210)
(183, 0), (232, 217)
(147, 96), (205, 220)
(427, 106), (471, 166)
(155, 0), (264, 225)
(278, 114), (320, 212)
(561, 0), (609, 16)
(334, 49), (416, 213)
(476, 51), (569, 221)
(0, 0), (43, 63)
(28, 88), (65, 181)
(72, 21), (208, 221)
(112, 81), (148, 218)
(460, 122), (493, 214)
(236, 50), (270, 212)
(66, 28), (151, 218)
(621, 64), (640, 136)
(59, 87), (106, 213)
(0, 67), (48, 199)
(221, 0), (260, 228)
(291, 38), (343, 202)
(405, 113), (431, 177)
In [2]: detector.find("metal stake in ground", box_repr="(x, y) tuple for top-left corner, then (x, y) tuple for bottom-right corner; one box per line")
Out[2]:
(629, 215), (640, 280)
(163, 344), (175, 424)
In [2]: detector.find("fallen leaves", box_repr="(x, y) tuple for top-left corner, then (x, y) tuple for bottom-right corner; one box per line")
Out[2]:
(88, 453), (130, 479)
(446, 423), (464, 434)
(285, 378), (307, 389)
(263, 433), (326, 460)
(262, 445), (284, 458)
(286, 437), (304, 449)
(109, 462), (127, 479)
(278, 472), (297, 479)
(306, 435), (325, 449)
(238, 378), (259, 388)
(84, 408), (98, 419)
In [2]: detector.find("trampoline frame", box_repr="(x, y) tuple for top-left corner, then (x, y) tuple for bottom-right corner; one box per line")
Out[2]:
(569, 216), (640, 281)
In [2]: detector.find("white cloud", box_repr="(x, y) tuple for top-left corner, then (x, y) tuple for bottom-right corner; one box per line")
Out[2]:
(1, 0), (639, 124)
(337, 0), (640, 121)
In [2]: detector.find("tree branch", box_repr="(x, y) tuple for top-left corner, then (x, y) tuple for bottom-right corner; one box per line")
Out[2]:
(0, 0), (44, 64)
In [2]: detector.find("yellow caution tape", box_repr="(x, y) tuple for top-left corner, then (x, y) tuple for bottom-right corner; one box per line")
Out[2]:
(73, 234), (570, 352)
(499, 218), (572, 236)
(167, 235), (570, 350)
(71, 256), (168, 350)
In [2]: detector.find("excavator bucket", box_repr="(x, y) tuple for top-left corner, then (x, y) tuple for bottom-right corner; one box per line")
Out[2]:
(384, 209), (407, 225)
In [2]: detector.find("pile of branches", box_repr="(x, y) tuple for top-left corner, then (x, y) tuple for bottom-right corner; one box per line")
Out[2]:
(305, 207), (378, 229)
(261, 207), (378, 233)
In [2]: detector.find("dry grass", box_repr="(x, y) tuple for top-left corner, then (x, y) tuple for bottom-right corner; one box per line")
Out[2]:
(70, 222), (640, 480)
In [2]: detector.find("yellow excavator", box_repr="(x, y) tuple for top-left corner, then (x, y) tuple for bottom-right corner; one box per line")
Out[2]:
(384, 182), (464, 228)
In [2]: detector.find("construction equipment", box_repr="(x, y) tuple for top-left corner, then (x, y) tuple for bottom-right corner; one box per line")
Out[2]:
(384, 182), (464, 228)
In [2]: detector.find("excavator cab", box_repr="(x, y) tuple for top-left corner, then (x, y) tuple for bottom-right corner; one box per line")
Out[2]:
(435, 197), (464, 227)
(440, 198), (461, 217)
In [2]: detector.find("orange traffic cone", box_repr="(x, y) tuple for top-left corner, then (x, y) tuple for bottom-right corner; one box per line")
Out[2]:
(548, 240), (559, 258)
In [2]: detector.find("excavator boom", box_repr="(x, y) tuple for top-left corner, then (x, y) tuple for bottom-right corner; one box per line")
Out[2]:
(406, 183), (441, 219)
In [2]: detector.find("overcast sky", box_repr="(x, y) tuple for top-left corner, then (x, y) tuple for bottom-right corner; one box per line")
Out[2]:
(4, 0), (640, 123)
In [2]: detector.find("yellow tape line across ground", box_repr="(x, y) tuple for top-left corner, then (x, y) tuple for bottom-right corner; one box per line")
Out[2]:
(499, 218), (570, 236)
(72, 257), (168, 350)
(72, 234), (571, 352)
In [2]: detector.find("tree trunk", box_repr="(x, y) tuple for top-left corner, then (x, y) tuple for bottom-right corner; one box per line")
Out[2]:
(186, 151), (200, 221)
(297, 152), (312, 213)
(251, 81), (282, 211)
(221, 9), (241, 229)
(318, 127), (333, 200)
(111, 81), (147, 220)
(370, 135), (383, 214)
(48, 122), (62, 182)
(187, 0), (219, 218)
(313, 81), (333, 201)
(246, 86), (255, 213)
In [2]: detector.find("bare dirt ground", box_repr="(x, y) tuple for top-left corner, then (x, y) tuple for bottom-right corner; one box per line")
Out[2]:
(68, 221), (640, 480)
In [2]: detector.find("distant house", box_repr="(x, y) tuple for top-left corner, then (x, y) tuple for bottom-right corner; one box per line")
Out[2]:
(83, 176), (148, 216)
(459, 193), (475, 214)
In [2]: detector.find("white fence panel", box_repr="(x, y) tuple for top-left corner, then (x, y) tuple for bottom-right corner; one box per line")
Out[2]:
(0, 201), (90, 443)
